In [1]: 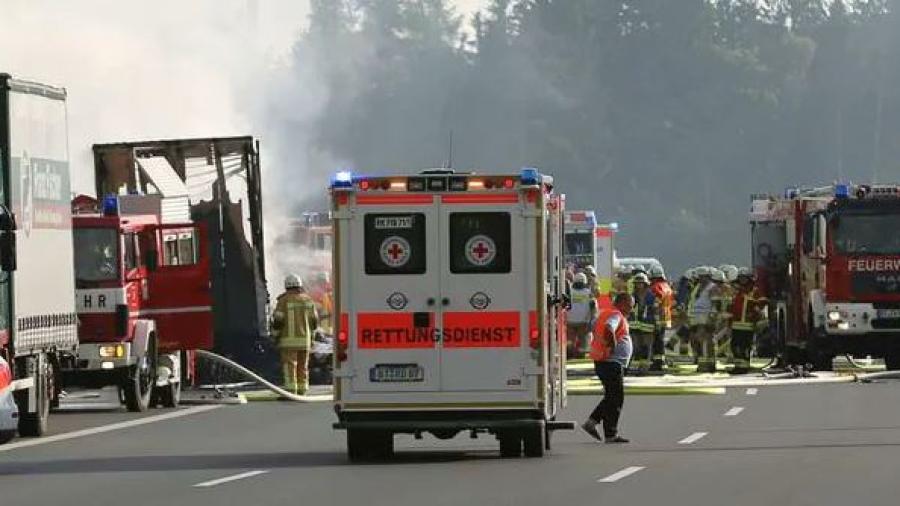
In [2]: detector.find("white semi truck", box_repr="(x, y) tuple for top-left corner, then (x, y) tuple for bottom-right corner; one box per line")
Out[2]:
(0, 73), (78, 441)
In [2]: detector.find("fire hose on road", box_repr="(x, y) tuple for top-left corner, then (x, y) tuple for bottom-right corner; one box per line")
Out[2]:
(194, 349), (324, 403)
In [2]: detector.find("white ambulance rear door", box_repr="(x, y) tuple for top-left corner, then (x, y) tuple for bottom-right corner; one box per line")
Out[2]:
(437, 192), (533, 392)
(347, 193), (441, 392)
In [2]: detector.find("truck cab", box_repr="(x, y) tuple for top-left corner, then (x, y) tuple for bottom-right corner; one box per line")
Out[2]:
(65, 194), (213, 410)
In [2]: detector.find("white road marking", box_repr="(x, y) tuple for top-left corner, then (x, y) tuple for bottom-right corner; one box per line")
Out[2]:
(746, 388), (758, 396)
(0, 405), (221, 453)
(678, 432), (708, 445)
(194, 470), (269, 488)
(724, 406), (745, 417)
(598, 466), (645, 483)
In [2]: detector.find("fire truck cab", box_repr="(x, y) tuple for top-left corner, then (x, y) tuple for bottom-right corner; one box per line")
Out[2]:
(751, 183), (900, 370)
(563, 210), (597, 270)
(65, 194), (213, 410)
(330, 168), (572, 460)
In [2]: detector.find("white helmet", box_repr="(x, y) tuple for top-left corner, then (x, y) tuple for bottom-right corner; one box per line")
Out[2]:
(737, 266), (754, 279)
(695, 266), (712, 278)
(284, 274), (303, 290)
(711, 269), (727, 283)
(574, 272), (588, 285)
(722, 265), (739, 282)
(584, 265), (597, 275)
(632, 273), (650, 285)
(649, 265), (666, 280)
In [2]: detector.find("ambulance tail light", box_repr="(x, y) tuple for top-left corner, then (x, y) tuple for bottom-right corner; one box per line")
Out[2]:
(337, 313), (349, 363)
(528, 310), (540, 350)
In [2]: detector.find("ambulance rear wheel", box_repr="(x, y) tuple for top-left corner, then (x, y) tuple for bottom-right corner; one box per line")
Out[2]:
(498, 431), (522, 458)
(523, 426), (546, 458)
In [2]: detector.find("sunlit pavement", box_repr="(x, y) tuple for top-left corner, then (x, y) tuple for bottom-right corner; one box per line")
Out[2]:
(2, 380), (900, 506)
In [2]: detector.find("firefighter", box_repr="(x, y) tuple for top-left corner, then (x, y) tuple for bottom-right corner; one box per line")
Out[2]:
(581, 292), (634, 444)
(649, 265), (673, 371)
(272, 274), (319, 395)
(567, 272), (598, 358)
(309, 271), (334, 335)
(629, 273), (656, 374)
(729, 268), (765, 374)
(613, 266), (630, 296)
(689, 266), (723, 373)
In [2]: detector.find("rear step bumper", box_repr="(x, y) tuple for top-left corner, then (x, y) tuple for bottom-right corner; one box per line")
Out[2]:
(334, 419), (575, 432)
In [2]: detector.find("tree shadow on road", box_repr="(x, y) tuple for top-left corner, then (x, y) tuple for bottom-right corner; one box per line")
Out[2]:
(0, 449), (506, 475)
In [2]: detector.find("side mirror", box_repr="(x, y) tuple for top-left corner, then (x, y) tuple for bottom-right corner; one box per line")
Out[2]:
(0, 232), (16, 272)
(145, 249), (158, 271)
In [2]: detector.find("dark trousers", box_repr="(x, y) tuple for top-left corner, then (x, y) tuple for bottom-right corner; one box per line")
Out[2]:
(589, 361), (625, 437)
(731, 329), (754, 365)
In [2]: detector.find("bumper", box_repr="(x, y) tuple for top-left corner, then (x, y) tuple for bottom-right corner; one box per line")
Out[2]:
(333, 409), (572, 434)
(824, 303), (900, 335)
(72, 342), (137, 370)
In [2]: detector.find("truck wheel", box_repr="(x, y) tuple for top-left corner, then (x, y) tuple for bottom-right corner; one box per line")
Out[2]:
(18, 354), (51, 437)
(884, 353), (900, 371)
(523, 426), (546, 458)
(158, 381), (181, 408)
(347, 429), (392, 461)
(123, 357), (153, 412)
(0, 430), (15, 444)
(498, 430), (522, 458)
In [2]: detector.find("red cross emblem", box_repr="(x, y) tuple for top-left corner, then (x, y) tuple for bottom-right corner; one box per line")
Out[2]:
(380, 236), (411, 267)
(464, 235), (496, 266)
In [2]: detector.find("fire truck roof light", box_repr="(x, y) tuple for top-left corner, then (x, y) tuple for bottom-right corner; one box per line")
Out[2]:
(834, 183), (850, 199)
(520, 168), (540, 186)
(331, 171), (354, 189)
(102, 195), (118, 216)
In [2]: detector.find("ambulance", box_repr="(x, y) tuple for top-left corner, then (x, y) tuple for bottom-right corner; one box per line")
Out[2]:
(330, 168), (573, 460)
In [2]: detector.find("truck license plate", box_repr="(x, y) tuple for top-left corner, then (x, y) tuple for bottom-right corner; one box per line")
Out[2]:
(369, 364), (424, 383)
(878, 309), (900, 319)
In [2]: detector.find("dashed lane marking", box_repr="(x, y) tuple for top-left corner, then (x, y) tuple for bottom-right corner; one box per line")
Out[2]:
(724, 406), (745, 417)
(678, 432), (708, 445)
(746, 388), (758, 396)
(194, 470), (269, 488)
(0, 405), (222, 453)
(598, 466), (645, 483)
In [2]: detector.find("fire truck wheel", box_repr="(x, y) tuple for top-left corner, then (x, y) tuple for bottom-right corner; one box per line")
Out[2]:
(158, 381), (181, 408)
(18, 353), (51, 437)
(123, 352), (154, 412)
(498, 430), (523, 458)
(523, 426), (546, 458)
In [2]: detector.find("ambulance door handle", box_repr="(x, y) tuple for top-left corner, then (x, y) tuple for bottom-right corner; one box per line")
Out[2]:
(441, 298), (450, 306)
(427, 298), (436, 307)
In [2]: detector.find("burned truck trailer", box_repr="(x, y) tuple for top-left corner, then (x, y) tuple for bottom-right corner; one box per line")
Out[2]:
(91, 137), (272, 378)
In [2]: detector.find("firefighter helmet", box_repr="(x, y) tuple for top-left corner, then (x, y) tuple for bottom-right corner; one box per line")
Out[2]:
(284, 274), (303, 290)
(721, 265), (739, 282)
(649, 265), (666, 280)
(632, 273), (650, 285)
(737, 266), (754, 279)
(574, 272), (588, 285)
(584, 265), (597, 276)
(711, 269), (727, 283)
(695, 266), (712, 278)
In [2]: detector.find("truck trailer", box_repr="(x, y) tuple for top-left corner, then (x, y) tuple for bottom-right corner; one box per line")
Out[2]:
(0, 73), (78, 439)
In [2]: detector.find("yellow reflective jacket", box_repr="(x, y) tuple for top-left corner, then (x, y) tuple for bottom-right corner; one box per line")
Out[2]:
(272, 291), (319, 349)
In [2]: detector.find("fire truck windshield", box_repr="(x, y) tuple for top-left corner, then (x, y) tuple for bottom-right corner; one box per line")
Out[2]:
(832, 212), (900, 255)
(565, 232), (593, 257)
(74, 228), (120, 282)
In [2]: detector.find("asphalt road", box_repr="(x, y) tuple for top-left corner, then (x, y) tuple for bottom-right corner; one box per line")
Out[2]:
(2, 381), (900, 506)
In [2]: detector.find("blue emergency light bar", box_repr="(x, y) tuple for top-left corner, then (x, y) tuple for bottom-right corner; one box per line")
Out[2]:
(520, 168), (540, 186)
(834, 183), (851, 199)
(101, 195), (118, 216)
(331, 171), (354, 189)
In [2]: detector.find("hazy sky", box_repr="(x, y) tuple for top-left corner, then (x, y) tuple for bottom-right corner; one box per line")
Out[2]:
(0, 0), (489, 194)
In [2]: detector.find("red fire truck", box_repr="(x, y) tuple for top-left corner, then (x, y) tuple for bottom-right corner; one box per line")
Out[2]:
(330, 168), (572, 460)
(750, 183), (900, 370)
(64, 194), (213, 410)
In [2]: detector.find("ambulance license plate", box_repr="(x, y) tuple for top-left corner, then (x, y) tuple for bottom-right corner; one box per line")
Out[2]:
(369, 364), (424, 383)
(878, 309), (900, 319)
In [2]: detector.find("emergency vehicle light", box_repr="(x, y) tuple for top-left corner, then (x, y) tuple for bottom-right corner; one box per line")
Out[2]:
(520, 168), (540, 186)
(834, 183), (850, 199)
(331, 171), (354, 189)
(101, 195), (118, 216)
